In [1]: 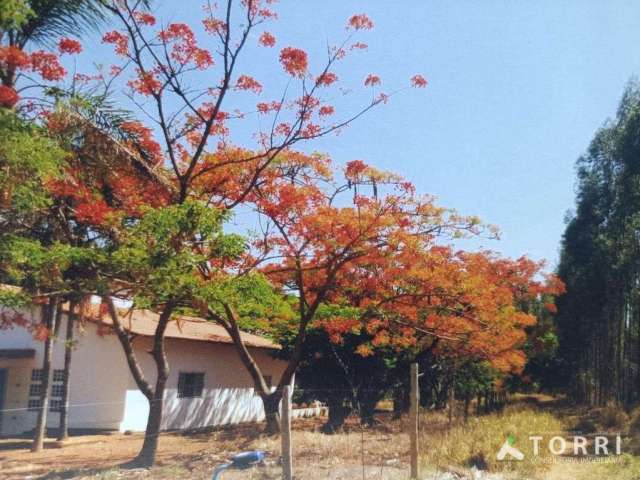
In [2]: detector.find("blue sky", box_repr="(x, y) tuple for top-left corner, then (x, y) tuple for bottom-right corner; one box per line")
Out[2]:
(77, 0), (640, 270)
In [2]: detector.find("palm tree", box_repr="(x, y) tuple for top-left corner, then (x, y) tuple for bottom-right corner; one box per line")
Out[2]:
(13, 1), (108, 48)
(1, 1), (111, 89)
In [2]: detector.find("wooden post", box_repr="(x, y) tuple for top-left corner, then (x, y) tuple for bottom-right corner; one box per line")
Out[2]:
(281, 385), (293, 480)
(448, 386), (454, 426)
(410, 363), (419, 479)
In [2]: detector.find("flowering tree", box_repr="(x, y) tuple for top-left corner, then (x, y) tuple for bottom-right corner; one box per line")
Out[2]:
(56, 0), (428, 465)
(200, 155), (487, 431)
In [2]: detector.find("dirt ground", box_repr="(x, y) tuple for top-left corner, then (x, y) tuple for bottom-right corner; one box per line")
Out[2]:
(0, 415), (418, 480)
(1, 400), (636, 480)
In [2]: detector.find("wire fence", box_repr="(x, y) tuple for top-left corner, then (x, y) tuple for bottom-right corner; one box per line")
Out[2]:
(0, 371), (514, 480)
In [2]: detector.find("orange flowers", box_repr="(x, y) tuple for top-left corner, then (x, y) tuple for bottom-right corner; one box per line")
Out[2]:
(316, 72), (338, 87)
(348, 14), (374, 30)
(0, 45), (30, 69)
(364, 74), (381, 87)
(128, 70), (161, 96)
(102, 31), (129, 56)
(279, 47), (308, 78)
(133, 11), (156, 26)
(30, 51), (66, 81)
(259, 31), (276, 47)
(410, 74), (428, 88)
(58, 38), (82, 55)
(236, 75), (263, 94)
(0, 85), (19, 108)
(160, 23), (213, 69)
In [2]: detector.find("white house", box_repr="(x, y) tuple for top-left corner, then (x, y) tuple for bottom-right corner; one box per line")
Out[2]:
(0, 303), (288, 436)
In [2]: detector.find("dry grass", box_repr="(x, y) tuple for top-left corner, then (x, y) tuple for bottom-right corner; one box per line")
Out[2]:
(420, 401), (564, 479)
(2, 396), (639, 479)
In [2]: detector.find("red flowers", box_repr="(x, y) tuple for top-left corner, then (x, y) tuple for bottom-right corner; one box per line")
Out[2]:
(348, 14), (374, 30)
(279, 47), (308, 78)
(318, 105), (335, 116)
(410, 74), (428, 88)
(58, 38), (82, 55)
(236, 75), (263, 94)
(345, 159), (368, 177)
(75, 200), (112, 225)
(134, 11), (156, 26)
(0, 46), (30, 69)
(256, 101), (281, 114)
(103, 31), (129, 56)
(316, 72), (338, 87)
(30, 51), (66, 81)
(203, 18), (227, 35)
(259, 31), (276, 47)
(0, 85), (19, 108)
(364, 74), (381, 87)
(128, 70), (161, 96)
(160, 23), (213, 70)
(120, 121), (163, 164)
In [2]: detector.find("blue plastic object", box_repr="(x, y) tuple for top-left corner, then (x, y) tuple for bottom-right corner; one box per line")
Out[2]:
(212, 450), (267, 479)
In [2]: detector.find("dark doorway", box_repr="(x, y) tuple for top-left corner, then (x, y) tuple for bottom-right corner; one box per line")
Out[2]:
(0, 369), (7, 433)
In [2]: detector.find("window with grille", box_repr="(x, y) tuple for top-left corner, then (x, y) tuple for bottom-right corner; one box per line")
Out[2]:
(177, 372), (204, 398)
(29, 384), (42, 397)
(29, 368), (66, 412)
(51, 384), (65, 397)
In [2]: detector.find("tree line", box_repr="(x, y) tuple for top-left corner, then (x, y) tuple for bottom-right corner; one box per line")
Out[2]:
(556, 81), (640, 407)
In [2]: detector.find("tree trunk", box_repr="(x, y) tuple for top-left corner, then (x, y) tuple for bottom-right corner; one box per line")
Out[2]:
(210, 305), (292, 435)
(134, 377), (167, 466)
(32, 297), (59, 452)
(359, 394), (378, 426)
(263, 391), (282, 435)
(57, 302), (76, 441)
(322, 398), (352, 433)
(131, 303), (174, 467)
(392, 385), (409, 419)
(105, 296), (173, 467)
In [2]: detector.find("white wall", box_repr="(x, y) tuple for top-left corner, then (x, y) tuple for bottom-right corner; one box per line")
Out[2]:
(120, 336), (286, 432)
(0, 310), (131, 435)
(0, 307), (287, 435)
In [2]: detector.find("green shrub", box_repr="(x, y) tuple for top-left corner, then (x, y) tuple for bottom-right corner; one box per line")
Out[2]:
(599, 406), (628, 431)
(628, 407), (640, 435)
(574, 416), (598, 434)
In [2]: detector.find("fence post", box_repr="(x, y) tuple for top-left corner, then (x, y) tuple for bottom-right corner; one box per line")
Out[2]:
(410, 363), (419, 479)
(281, 385), (293, 480)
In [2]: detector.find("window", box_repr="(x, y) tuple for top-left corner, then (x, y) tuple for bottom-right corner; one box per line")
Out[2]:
(29, 384), (42, 397)
(51, 384), (65, 397)
(29, 368), (65, 413)
(177, 372), (204, 398)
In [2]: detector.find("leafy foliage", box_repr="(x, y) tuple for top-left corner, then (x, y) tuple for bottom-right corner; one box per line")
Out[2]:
(556, 80), (640, 406)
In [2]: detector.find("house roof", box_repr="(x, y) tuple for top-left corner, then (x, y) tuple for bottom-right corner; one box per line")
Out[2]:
(0, 284), (278, 350)
(91, 307), (279, 350)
